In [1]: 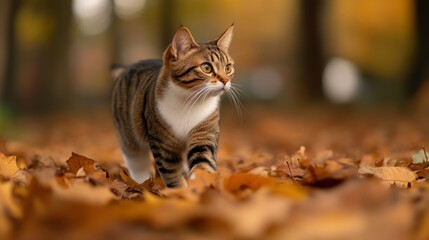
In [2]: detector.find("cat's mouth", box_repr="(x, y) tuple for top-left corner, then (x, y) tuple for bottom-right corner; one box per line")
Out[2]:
(210, 82), (230, 96)
(211, 86), (230, 96)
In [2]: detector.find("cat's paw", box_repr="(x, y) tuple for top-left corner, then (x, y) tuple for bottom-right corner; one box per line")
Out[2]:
(188, 166), (215, 181)
(189, 172), (196, 180)
(130, 171), (151, 184)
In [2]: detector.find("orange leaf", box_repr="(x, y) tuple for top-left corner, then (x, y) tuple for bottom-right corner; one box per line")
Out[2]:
(224, 173), (276, 193)
(119, 169), (139, 188)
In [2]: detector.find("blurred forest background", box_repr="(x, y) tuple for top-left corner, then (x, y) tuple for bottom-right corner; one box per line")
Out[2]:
(0, 0), (428, 118)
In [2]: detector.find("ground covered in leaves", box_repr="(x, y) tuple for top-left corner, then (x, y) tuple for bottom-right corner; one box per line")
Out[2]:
(1, 105), (429, 240)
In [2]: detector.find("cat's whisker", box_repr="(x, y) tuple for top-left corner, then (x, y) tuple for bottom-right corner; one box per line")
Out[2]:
(230, 82), (243, 87)
(203, 85), (216, 103)
(228, 87), (243, 121)
(182, 85), (206, 113)
(232, 87), (244, 110)
(187, 87), (210, 120)
(185, 86), (209, 122)
(230, 83), (248, 97)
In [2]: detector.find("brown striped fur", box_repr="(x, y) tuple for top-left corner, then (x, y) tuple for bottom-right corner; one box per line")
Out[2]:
(111, 26), (235, 188)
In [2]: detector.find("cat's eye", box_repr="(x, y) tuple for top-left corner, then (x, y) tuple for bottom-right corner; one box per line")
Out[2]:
(225, 64), (233, 74)
(200, 63), (213, 74)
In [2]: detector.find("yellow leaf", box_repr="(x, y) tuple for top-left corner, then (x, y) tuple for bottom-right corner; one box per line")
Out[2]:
(143, 191), (162, 205)
(271, 183), (307, 201)
(373, 167), (416, 188)
(0, 152), (19, 179)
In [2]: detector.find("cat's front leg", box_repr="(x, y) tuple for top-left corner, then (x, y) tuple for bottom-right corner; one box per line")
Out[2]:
(122, 142), (153, 183)
(186, 131), (218, 179)
(147, 135), (187, 188)
(187, 144), (217, 176)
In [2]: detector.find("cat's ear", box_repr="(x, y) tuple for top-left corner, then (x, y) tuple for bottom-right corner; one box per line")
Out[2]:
(216, 24), (234, 50)
(171, 27), (198, 59)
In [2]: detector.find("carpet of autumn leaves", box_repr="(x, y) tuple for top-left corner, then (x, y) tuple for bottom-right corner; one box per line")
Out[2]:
(1, 105), (429, 240)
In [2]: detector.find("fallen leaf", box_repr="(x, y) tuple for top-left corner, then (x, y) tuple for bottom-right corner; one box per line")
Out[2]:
(358, 167), (376, 175)
(371, 167), (416, 188)
(119, 169), (139, 188)
(287, 146), (309, 168)
(224, 173), (276, 193)
(359, 154), (378, 168)
(303, 161), (357, 188)
(416, 168), (429, 179)
(278, 159), (306, 176)
(141, 177), (165, 195)
(248, 166), (270, 176)
(66, 152), (95, 175)
(0, 152), (19, 180)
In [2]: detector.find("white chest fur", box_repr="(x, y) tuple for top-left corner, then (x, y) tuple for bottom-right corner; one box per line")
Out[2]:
(157, 81), (220, 141)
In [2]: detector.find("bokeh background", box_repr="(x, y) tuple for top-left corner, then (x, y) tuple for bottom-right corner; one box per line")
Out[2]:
(0, 0), (428, 120)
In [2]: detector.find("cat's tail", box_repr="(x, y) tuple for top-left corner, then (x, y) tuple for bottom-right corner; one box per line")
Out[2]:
(110, 63), (126, 80)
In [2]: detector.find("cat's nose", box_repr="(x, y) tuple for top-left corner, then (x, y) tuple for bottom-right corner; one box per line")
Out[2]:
(216, 75), (228, 85)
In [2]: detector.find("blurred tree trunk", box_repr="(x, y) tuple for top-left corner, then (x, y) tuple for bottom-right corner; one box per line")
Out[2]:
(110, 0), (121, 65)
(298, 0), (325, 100)
(49, 0), (72, 109)
(159, 0), (176, 49)
(2, 0), (72, 114)
(406, 0), (429, 97)
(1, 0), (20, 108)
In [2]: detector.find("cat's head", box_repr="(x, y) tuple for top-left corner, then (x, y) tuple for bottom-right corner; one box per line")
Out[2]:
(163, 25), (235, 97)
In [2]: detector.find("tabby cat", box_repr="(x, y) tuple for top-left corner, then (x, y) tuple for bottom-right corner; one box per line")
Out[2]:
(111, 25), (235, 188)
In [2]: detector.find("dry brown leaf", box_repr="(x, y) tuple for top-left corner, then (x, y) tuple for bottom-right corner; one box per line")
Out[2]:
(359, 154), (379, 168)
(277, 162), (306, 179)
(141, 177), (164, 195)
(66, 152), (95, 175)
(13, 169), (32, 185)
(303, 161), (357, 188)
(417, 168), (429, 179)
(287, 146), (309, 168)
(0, 152), (19, 179)
(367, 167), (417, 188)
